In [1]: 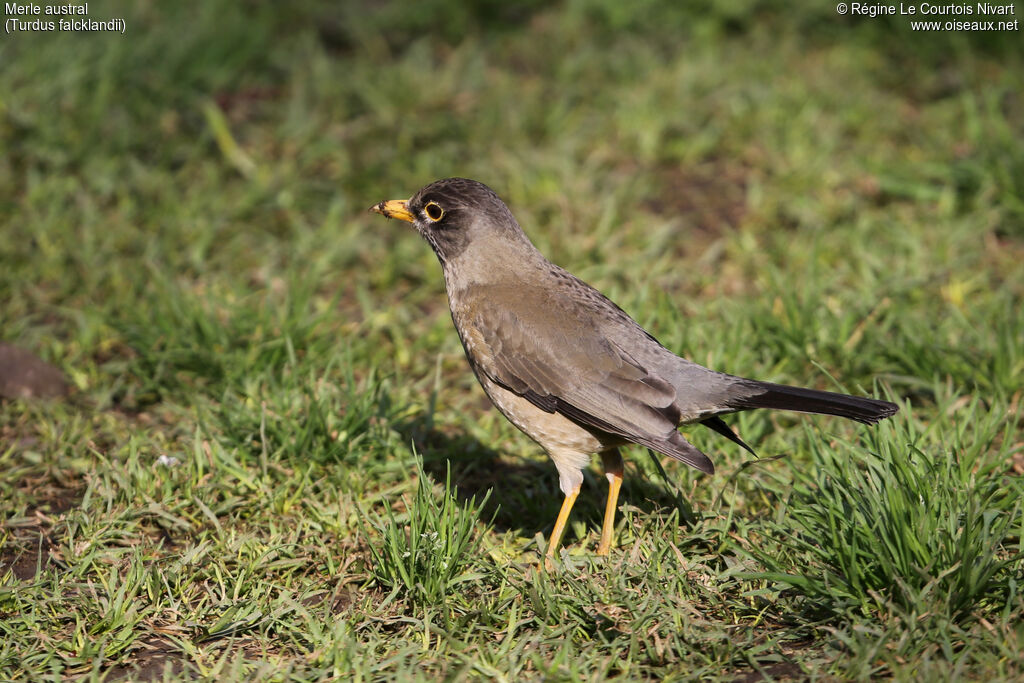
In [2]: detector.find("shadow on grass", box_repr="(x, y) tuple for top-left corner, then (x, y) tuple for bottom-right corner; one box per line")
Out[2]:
(393, 418), (700, 539)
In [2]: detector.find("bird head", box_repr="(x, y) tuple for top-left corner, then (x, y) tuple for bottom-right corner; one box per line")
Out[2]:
(370, 178), (530, 266)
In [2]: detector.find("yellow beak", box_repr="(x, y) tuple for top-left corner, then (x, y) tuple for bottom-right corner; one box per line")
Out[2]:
(370, 199), (415, 223)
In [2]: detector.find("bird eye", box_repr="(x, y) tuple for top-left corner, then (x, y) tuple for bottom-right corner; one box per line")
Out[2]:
(424, 202), (444, 222)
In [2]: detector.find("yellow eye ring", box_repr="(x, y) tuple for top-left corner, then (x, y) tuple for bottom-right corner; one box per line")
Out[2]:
(424, 202), (444, 222)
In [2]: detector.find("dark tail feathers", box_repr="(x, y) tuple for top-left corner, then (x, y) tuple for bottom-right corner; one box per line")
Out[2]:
(727, 381), (898, 424)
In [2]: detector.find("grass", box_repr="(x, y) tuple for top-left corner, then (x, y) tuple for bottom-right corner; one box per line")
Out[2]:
(1, 0), (1022, 680)
(360, 460), (494, 606)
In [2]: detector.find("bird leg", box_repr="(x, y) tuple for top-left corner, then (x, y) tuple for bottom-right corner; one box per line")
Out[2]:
(544, 484), (580, 568)
(597, 448), (624, 556)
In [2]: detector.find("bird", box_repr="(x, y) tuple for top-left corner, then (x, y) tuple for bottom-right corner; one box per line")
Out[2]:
(370, 177), (898, 564)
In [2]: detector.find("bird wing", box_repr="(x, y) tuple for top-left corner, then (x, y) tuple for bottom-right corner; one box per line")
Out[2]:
(457, 284), (714, 473)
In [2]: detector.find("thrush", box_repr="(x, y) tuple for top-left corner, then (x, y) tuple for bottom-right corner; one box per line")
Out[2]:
(371, 177), (898, 563)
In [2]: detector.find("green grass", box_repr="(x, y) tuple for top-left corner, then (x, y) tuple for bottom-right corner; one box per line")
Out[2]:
(2, 0), (1023, 680)
(360, 460), (494, 607)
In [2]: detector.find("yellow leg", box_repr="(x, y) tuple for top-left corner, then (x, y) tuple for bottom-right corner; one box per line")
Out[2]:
(543, 485), (580, 569)
(597, 449), (624, 556)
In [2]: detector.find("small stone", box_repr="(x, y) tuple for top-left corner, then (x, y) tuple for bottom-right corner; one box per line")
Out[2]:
(0, 343), (70, 400)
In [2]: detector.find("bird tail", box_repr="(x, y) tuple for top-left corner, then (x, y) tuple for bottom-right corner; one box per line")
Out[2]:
(725, 381), (898, 424)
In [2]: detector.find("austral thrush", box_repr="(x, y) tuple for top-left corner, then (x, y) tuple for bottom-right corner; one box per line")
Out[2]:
(371, 178), (898, 563)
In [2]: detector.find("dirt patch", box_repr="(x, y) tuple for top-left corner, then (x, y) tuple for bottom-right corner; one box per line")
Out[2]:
(646, 159), (751, 241)
(1, 482), (83, 580)
(330, 584), (385, 615)
(0, 536), (52, 581)
(732, 661), (805, 682)
(105, 638), (186, 682)
(213, 86), (283, 122)
(27, 481), (82, 516)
